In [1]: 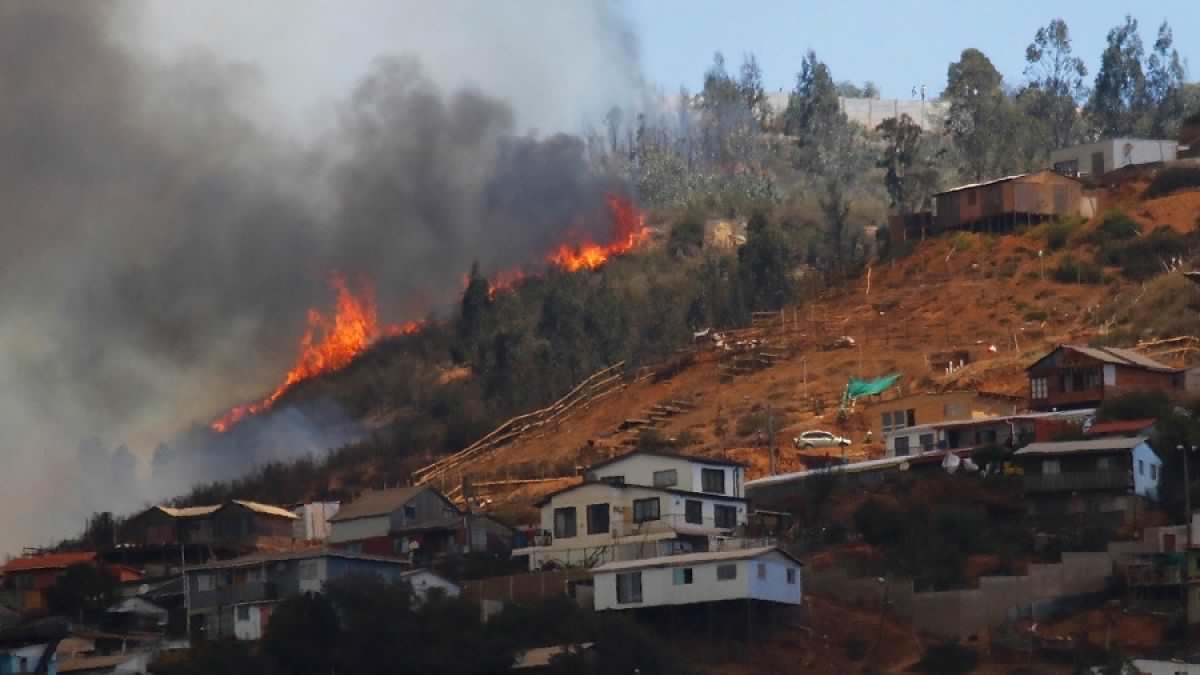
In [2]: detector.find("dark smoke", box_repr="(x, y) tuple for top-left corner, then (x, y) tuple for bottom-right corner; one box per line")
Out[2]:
(0, 1), (640, 552)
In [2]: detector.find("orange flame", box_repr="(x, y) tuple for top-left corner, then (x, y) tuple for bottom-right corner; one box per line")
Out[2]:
(210, 273), (419, 432)
(547, 194), (648, 272)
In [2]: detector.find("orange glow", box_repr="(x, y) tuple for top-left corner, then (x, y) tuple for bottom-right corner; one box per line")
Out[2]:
(211, 273), (416, 432)
(547, 194), (648, 272)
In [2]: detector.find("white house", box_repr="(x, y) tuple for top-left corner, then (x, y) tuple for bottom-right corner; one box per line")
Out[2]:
(591, 546), (802, 611)
(1050, 138), (1178, 177)
(583, 451), (746, 498)
(292, 501), (340, 541)
(514, 452), (754, 570)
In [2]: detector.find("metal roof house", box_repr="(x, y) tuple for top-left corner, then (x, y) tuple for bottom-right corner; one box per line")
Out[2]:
(931, 170), (1082, 234)
(1027, 345), (1183, 412)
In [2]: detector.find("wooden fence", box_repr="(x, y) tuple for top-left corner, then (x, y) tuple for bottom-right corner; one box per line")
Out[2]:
(411, 361), (627, 488)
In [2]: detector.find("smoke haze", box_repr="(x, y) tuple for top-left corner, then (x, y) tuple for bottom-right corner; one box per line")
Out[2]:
(0, 1), (641, 553)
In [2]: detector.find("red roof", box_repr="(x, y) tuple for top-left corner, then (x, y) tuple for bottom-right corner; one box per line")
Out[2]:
(1087, 419), (1156, 435)
(1, 551), (96, 574)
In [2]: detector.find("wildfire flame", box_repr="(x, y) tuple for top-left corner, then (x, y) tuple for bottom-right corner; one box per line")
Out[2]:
(210, 273), (419, 432)
(547, 194), (648, 272)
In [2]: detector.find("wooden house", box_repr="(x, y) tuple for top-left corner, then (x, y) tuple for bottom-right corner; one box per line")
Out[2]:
(932, 170), (1082, 233)
(1027, 345), (1183, 412)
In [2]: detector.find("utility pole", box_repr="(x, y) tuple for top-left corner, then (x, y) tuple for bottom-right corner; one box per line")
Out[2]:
(181, 543), (190, 640)
(767, 404), (777, 476)
(1182, 444), (1195, 639)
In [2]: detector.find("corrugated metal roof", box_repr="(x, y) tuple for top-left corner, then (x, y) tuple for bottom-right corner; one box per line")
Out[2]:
(1087, 419), (1157, 435)
(591, 546), (800, 573)
(1014, 436), (1148, 457)
(187, 547), (409, 571)
(328, 487), (433, 522)
(157, 505), (221, 518)
(1031, 345), (1178, 372)
(231, 500), (298, 519)
(933, 173), (1032, 196)
(1, 551), (97, 574)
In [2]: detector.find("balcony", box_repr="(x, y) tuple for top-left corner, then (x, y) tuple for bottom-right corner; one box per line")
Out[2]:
(190, 581), (279, 610)
(1022, 470), (1130, 493)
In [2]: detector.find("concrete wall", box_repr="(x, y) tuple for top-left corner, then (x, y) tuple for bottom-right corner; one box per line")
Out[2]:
(593, 552), (801, 611)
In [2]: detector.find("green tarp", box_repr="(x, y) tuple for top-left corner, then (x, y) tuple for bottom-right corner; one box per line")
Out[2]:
(845, 374), (901, 399)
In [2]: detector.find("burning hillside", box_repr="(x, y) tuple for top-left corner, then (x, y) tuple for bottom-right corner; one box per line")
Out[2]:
(213, 194), (648, 431)
(210, 274), (421, 432)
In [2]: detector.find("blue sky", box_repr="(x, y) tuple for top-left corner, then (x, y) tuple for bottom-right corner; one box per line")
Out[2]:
(628, 1), (1198, 99)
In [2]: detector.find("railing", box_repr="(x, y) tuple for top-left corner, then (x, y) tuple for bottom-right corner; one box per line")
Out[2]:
(190, 581), (279, 610)
(519, 515), (754, 551)
(1022, 470), (1130, 493)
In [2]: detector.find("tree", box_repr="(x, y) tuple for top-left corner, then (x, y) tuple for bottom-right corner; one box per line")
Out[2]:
(1023, 18), (1088, 150)
(876, 114), (941, 215)
(783, 51), (843, 150)
(667, 216), (705, 257)
(1087, 15), (1147, 137)
(603, 105), (622, 155)
(737, 211), (792, 311)
(816, 122), (870, 276)
(836, 81), (880, 99)
(45, 564), (117, 622)
(261, 592), (341, 675)
(737, 53), (771, 130)
(1145, 21), (1187, 137)
(943, 48), (1019, 179)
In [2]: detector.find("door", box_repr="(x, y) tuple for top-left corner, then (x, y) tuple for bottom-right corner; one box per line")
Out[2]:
(1091, 151), (1105, 177)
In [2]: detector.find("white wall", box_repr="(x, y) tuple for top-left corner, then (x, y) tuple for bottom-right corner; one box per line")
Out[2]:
(327, 514), (389, 544)
(232, 602), (273, 641)
(593, 553), (802, 611)
(1133, 441), (1162, 499)
(538, 483), (748, 545)
(293, 502), (340, 541)
(1131, 659), (1200, 675)
(403, 570), (462, 602)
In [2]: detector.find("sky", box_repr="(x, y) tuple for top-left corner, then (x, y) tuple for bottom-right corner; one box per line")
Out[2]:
(628, 0), (1199, 99)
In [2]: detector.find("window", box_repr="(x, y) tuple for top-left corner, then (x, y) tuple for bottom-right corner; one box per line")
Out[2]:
(966, 190), (977, 206)
(633, 498), (661, 524)
(598, 475), (624, 486)
(1043, 459), (1061, 475)
(701, 468), (726, 494)
(1138, 460), (1145, 476)
(1087, 369), (1102, 389)
(906, 409), (917, 426)
(653, 469), (678, 488)
(616, 572), (642, 604)
(717, 564), (737, 581)
(1072, 372), (1086, 391)
(1151, 464), (1158, 480)
(714, 504), (737, 529)
(586, 503), (610, 535)
(1031, 377), (1048, 400)
(894, 436), (910, 456)
(757, 563), (767, 580)
(237, 605), (250, 621)
(881, 411), (893, 432)
(299, 560), (318, 581)
(685, 500), (703, 525)
(919, 434), (935, 452)
(672, 568), (693, 585)
(196, 574), (214, 592)
(403, 505), (417, 520)
(1096, 456), (1112, 471)
(786, 568), (797, 585)
(553, 507), (577, 539)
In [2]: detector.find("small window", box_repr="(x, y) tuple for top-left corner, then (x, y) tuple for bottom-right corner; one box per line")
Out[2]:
(714, 504), (737, 529)
(554, 507), (577, 539)
(1096, 456), (1112, 471)
(673, 568), (693, 585)
(881, 411), (893, 433)
(586, 503), (610, 535)
(196, 574), (214, 592)
(1043, 459), (1061, 475)
(1138, 460), (1145, 476)
(633, 497), (661, 524)
(616, 572), (643, 604)
(716, 564), (737, 581)
(685, 500), (703, 525)
(906, 409), (917, 426)
(403, 505), (417, 520)
(599, 475), (624, 486)
(919, 434), (935, 451)
(1031, 377), (1048, 400)
(894, 436), (910, 457)
(701, 468), (726, 494)
(786, 568), (797, 585)
(1151, 464), (1158, 480)
(237, 605), (250, 621)
(652, 469), (678, 488)
(757, 563), (767, 580)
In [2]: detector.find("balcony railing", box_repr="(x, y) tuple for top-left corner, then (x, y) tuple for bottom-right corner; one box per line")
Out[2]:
(1022, 470), (1130, 493)
(524, 515), (744, 549)
(190, 581), (279, 610)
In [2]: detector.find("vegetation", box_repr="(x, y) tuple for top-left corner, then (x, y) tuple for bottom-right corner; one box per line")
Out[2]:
(915, 641), (979, 675)
(1095, 225), (1191, 281)
(1052, 256), (1103, 284)
(1144, 167), (1200, 199)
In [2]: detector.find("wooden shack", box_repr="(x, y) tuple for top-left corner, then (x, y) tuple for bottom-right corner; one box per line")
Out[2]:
(933, 170), (1082, 233)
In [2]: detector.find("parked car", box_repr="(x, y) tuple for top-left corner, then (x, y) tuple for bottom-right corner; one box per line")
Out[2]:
(793, 430), (851, 449)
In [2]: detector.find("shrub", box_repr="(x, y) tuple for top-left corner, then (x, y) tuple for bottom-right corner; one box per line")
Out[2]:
(854, 498), (906, 548)
(916, 642), (979, 675)
(1090, 211), (1142, 244)
(845, 635), (868, 662)
(1144, 166), (1200, 199)
(1053, 256), (1102, 284)
(1023, 309), (1048, 322)
(1043, 219), (1078, 250)
(1096, 225), (1191, 280)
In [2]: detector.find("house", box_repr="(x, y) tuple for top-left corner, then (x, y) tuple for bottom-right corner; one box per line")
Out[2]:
(883, 409), (1095, 457)
(119, 500), (299, 557)
(291, 502), (340, 541)
(1130, 659), (1200, 675)
(515, 452), (753, 571)
(1086, 418), (1157, 438)
(104, 597), (168, 633)
(1027, 345), (1183, 412)
(328, 486), (505, 562)
(1181, 112), (1200, 159)
(932, 170), (1083, 233)
(591, 546), (801, 611)
(184, 549), (458, 640)
(0, 617), (69, 675)
(0, 552), (101, 612)
(867, 390), (1022, 443)
(1012, 436), (1160, 528)
(1051, 138), (1178, 178)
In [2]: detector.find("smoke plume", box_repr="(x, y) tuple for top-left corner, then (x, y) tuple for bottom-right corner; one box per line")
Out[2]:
(0, 1), (641, 553)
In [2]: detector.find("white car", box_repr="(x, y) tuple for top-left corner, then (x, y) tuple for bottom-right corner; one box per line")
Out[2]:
(793, 430), (851, 449)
